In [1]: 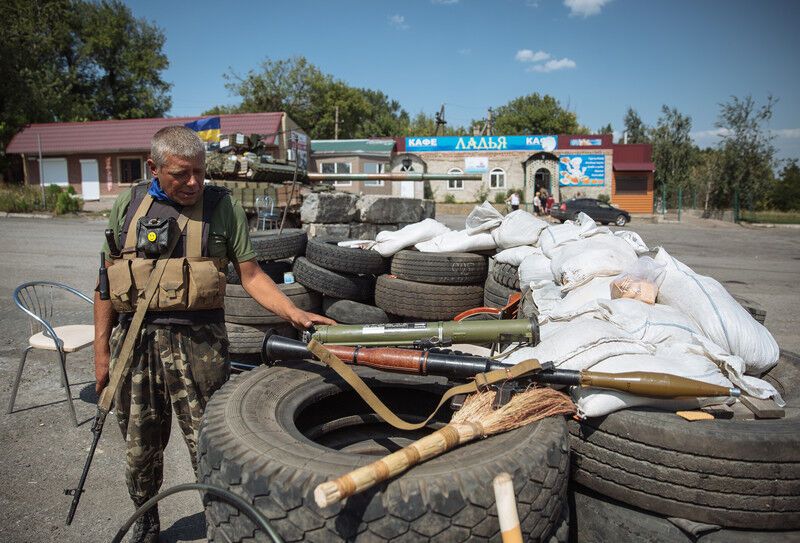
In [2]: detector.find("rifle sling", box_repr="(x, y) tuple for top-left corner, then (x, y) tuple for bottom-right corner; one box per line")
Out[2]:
(98, 208), (195, 413)
(307, 340), (542, 431)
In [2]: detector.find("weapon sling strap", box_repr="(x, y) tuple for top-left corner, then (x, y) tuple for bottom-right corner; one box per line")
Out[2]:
(307, 340), (542, 431)
(98, 196), (202, 413)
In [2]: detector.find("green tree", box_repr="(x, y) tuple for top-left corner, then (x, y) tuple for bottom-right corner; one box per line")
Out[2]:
(650, 105), (695, 203)
(598, 123), (613, 134)
(403, 111), (466, 136)
(770, 160), (800, 211)
(491, 93), (580, 135)
(620, 107), (649, 143)
(711, 95), (777, 209)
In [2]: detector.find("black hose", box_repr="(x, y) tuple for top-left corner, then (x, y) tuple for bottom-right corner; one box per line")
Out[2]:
(111, 482), (284, 543)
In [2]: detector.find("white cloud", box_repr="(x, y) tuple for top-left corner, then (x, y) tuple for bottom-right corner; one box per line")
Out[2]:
(774, 128), (800, 138)
(458, 48), (472, 55)
(515, 49), (551, 62)
(692, 128), (731, 140)
(388, 14), (409, 30)
(564, 0), (611, 17)
(525, 0), (540, 7)
(432, 0), (460, 4)
(528, 58), (577, 72)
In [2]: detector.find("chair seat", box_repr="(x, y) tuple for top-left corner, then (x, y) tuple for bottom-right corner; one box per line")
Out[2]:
(29, 324), (94, 352)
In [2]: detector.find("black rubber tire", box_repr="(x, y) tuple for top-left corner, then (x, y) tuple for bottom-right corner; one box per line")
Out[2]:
(293, 257), (375, 302)
(198, 361), (570, 542)
(570, 483), (800, 543)
(614, 214), (627, 227)
(568, 350), (800, 530)
(484, 273), (518, 309)
(226, 322), (297, 354)
(249, 229), (307, 261)
(492, 261), (521, 290)
(306, 238), (387, 275)
(390, 250), (488, 285)
(322, 297), (390, 324)
(375, 275), (484, 320)
(226, 260), (292, 285)
(224, 282), (321, 325)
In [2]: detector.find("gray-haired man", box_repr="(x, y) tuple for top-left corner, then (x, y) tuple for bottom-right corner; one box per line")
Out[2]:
(94, 126), (333, 542)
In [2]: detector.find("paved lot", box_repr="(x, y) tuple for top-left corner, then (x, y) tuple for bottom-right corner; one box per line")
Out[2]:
(0, 213), (797, 542)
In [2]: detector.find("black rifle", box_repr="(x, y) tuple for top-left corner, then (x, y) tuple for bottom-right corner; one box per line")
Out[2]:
(65, 408), (108, 525)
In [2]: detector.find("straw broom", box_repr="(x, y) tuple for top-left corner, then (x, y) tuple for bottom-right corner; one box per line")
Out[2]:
(314, 386), (576, 507)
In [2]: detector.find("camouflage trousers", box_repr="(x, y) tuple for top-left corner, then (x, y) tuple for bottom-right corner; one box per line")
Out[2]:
(109, 321), (230, 502)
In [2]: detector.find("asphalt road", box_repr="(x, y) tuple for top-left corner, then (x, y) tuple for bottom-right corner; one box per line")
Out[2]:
(0, 213), (797, 542)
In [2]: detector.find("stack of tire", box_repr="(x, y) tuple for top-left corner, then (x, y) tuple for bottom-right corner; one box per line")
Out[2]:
(375, 250), (488, 320)
(293, 238), (390, 324)
(224, 229), (318, 361)
(484, 259), (522, 310)
(568, 349), (800, 542)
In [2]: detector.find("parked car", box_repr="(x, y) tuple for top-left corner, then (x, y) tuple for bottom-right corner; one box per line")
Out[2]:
(550, 198), (631, 226)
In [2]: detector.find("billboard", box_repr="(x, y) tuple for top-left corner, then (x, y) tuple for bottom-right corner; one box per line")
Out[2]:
(405, 135), (558, 153)
(464, 156), (488, 173)
(569, 138), (602, 146)
(559, 154), (606, 186)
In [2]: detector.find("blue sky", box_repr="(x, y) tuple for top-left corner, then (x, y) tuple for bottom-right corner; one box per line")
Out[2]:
(126, 0), (800, 162)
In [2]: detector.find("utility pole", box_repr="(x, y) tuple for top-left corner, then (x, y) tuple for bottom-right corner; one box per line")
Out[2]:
(434, 104), (446, 136)
(334, 106), (339, 140)
(487, 107), (494, 136)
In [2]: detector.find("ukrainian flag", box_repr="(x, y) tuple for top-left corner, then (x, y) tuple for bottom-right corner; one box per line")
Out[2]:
(184, 116), (221, 142)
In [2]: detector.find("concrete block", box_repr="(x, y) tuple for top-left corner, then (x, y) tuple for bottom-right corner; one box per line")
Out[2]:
(422, 199), (436, 219)
(350, 223), (398, 240)
(356, 196), (424, 224)
(300, 192), (358, 224)
(305, 223), (351, 240)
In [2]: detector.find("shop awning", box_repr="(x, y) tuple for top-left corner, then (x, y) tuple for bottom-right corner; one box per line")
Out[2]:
(614, 162), (655, 172)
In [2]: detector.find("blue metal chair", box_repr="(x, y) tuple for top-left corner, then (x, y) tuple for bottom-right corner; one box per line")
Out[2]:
(10, 282), (94, 426)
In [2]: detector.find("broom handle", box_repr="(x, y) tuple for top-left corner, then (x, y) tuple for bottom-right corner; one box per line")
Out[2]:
(314, 422), (484, 507)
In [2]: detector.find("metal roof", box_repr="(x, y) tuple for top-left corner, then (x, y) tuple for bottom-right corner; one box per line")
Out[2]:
(311, 139), (396, 157)
(6, 112), (285, 155)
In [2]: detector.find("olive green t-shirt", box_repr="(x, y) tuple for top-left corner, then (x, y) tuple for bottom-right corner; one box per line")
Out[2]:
(102, 186), (256, 263)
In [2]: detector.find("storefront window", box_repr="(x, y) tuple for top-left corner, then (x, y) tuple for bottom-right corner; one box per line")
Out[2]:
(119, 158), (143, 183)
(490, 168), (506, 189)
(363, 162), (385, 187)
(616, 174), (648, 194)
(321, 162), (352, 186)
(448, 168), (463, 189)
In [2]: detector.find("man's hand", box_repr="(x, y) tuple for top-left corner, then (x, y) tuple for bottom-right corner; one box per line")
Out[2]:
(287, 307), (336, 330)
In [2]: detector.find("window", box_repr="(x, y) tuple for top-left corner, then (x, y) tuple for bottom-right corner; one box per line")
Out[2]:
(616, 174), (648, 194)
(363, 162), (385, 187)
(321, 162), (352, 186)
(447, 168), (463, 190)
(490, 168), (506, 189)
(119, 158), (143, 183)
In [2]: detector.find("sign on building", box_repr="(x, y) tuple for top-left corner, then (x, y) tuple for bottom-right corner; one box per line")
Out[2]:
(559, 154), (606, 186)
(464, 156), (488, 173)
(406, 135), (558, 153)
(569, 138), (602, 146)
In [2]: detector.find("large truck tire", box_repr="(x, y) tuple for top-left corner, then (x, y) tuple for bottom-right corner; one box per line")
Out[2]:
(492, 262), (521, 290)
(390, 250), (488, 285)
(198, 362), (570, 542)
(293, 257), (376, 302)
(306, 238), (388, 275)
(375, 275), (484, 320)
(250, 229), (307, 261)
(322, 297), (391, 324)
(484, 273), (518, 309)
(568, 350), (800, 530)
(570, 484), (800, 543)
(224, 282), (320, 325)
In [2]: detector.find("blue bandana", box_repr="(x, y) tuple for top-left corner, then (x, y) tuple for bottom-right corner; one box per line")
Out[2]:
(147, 178), (174, 204)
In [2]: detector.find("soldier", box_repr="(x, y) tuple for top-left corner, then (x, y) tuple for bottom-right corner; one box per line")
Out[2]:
(93, 126), (334, 543)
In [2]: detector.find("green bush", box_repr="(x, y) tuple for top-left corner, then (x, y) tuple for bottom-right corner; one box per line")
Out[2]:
(54, 191), (83, 214)
(494, 192), (507, 204)
(443, 193), (457, 204)
(472, 183), (490, 203)
(598, 193), (610, 203)
(0, 183), (83, 214)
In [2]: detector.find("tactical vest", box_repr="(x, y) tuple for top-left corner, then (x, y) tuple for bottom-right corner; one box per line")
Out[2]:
(107, 181), (230, 325)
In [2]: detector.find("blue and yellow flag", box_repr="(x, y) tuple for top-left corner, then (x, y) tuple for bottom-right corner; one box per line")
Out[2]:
(184, 116), (221, 142)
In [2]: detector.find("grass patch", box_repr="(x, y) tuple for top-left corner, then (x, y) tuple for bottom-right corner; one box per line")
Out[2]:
(740, 210), (800, 224)
(0, 183), (83, 214)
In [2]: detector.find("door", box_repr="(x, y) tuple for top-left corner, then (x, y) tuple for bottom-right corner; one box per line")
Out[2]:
(79, 159), (100, 201)
(596, 201), (614, 222)
(40, 158), (69, 186)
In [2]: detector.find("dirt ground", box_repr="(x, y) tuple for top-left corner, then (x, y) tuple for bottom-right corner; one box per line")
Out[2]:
(0, 213), (797, 542)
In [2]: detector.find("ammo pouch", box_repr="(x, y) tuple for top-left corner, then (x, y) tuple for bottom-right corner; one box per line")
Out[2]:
(107, 256), (225, 313)
(107, 193), (226, 314)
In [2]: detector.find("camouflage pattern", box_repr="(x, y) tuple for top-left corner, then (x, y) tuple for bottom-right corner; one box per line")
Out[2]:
(109, 321), (230, 501)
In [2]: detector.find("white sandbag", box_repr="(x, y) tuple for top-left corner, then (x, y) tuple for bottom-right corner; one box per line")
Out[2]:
(535, 277), (614, 324)
(529, 280), (563, 317)
(597, 298), (699, 345)
(614, 230), (649, 254)
(572, 351), (735, 418)
(575, 212), (611, 237)
(465, 201), (503, 234)
(492, 210), (549, 248)
(550, 235), (638, 291)
(558, 276), (615, 314)
(654, 247), (779, 374)
(538, 223), (581, 257)
(519, 250), (552, 286)
(499, 320), (654, 371)
(495, 246), (538, 266)
(372, 219), (450, 257)
(656, 335), (784, 405)
(415, 229), (496, 253)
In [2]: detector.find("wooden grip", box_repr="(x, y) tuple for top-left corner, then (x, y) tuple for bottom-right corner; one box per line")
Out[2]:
(314, 422), (483, 507)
